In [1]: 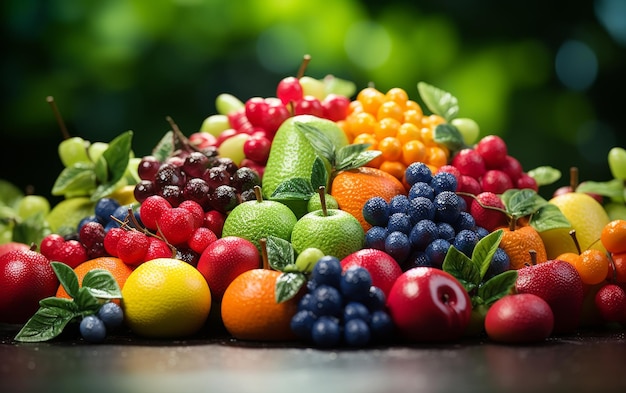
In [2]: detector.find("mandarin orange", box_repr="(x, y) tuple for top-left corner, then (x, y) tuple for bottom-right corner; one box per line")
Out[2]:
(499, 225), (548, 270)
(56, 257), (134, 299)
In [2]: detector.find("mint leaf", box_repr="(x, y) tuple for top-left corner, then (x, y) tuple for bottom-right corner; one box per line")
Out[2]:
(152, 131), (175, 162)
(478, 270), (518, 306)
(275, 272), (307, 303)
(82, 269), (122, 299)
(529, 203), (571, 232)
(91, 131), (133, 200)
(270, 178), (315, 200)
(310, 157), (329, 190)
(52, 261), (80, 299)
(295, 122), (335, 164)
(502, 189), (547, 217)
(434, 124), (465, 152)
(74, 287), (101, 313)
(442, 246), (480, 292)
(335, 143), (382, 171)
(527, 166), (561, 186)
(417, 82), (459, 121)
(39, 296), (79, 311)
(471, 229), (504, 280)
(266, 235), (295, 271)
(51, 163), (97, 196)
(14, 305), (79, 342)
(12, 212), (50, 246)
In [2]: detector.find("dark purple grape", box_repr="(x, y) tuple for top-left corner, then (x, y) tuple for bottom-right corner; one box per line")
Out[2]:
(210, 185), (238, 213)
(165, 155), (186, 168)
(215, 157), (238, 175)
(154, 163), (186, 189)
(134, 180), (155, 203)
(203, 166), (230, 189)
(239, 189), (257, 202)
(231, 167), (261, 193)
(137, 156), (161, 181)
(159, 184), (183, 207)
(175, 247), (200, 267)
(183, 178), (211, 210)
(183, 151), (210, 178)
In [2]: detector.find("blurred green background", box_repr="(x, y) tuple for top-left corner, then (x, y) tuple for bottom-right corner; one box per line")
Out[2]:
(2, 0), (625, 202)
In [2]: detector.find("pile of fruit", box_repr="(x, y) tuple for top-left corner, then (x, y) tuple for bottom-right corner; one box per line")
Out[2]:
(2, 61), (626, 347)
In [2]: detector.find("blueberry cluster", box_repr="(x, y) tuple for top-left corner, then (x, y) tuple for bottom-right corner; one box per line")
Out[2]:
(363, 162), (510, 276)
(290, 256), (395, 348)
(78, 197), (142, 234)
(79, 302), (125, 343)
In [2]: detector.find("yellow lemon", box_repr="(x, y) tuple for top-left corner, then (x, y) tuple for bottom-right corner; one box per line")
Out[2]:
(109, 184), (138, 206)
(122, 258), (211, 338)
(540, 193), (610, 259)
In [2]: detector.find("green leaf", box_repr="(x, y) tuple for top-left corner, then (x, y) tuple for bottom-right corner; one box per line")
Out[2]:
(275, 272), (307, 303)
(310, 157), (329, 190)
(433, 124), (465, 152)
(577, 179), (625, 200)
(51, 163), (97, 196)
(335, 143), (382, 171)
(527, 166), (562, 186)
(417, 82), (459, 121)
(295, 122), (335, 164)
(270, 178), (315, 200)
(266, 235), (295, 271)
(14, 305), (78, 342)
(90, 131), (133, 200)
(12, 211), (50, 246)
(529, 203), (571, 232)
(152, 131), (175, 162)
(93, 155), (109, 183)
(39, 296), (79, 311)
(52, 261), (80, 299)
(503, 189), (547, 217)
(442, 246), (480, 292)
(471, 229), (504, 280)
(478, 270), (518, 306)
(74, 287), (100, 313)
(82, 269), (122, 299)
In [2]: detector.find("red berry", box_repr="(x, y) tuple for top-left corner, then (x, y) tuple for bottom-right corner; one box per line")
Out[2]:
(276, 76), (303, 105)
(476, 135), (508, 168)
(103, 227), (125, 257)
(178, 200), (204, 229)
(245, 97), (269, 129)
(144, 237), (173, 261)
(263, 100), (290, 136)
(451, 148), (486, 179)
(322, 94), (350, 122)
(500, 155), (523, 182)
(79, 222), (106, 248)
(294, 96), (324, 117)
(470, 192), (509, 232)
(516, 173), (538, 191)
(56, 240), (88, 269)
(157, 207), (195, 245)
(140, 195), (172, 231)
(595, 284), (626, 325)
(480, 170), (513, 194)
(204, 210), (226, 238)
(243, 135), (272, 165)
(437, 165), (461, 181)
(116, 230), (149, 265)
(40, 234), (65, 260)
(187, 227), (218, 254)
(457, 175), (481, 209)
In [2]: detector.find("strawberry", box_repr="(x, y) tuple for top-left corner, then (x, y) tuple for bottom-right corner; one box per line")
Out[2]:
(140, 195), (172, 231)
(451, 148), (486, 180)
(156, 207), (195, 246)
(469, 192), (508, 232)
(117, 230), (149, 265)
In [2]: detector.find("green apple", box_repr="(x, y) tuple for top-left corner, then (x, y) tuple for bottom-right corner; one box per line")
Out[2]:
(451, 118), (480, 146)
(299, 76), (326, 100)
(17, 195), (51, 220)
(200, 114), (231, 137)
(294, 247), (325, 273)
(307, 192), (338, 212)
(218, 133), (249, 166)
(58, 137), (90, 167)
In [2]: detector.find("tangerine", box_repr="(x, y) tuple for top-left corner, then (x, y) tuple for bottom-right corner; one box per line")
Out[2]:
(575, 249), (610, 285)
(330, 166), (407, 232)
(221, 269), (299, 341)
(56, 257), (134, 300)
(601, 219), (626, 254)
(499, 225), (548, 270)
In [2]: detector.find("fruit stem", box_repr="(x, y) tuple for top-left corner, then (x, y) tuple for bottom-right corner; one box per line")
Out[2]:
(46, 96), (70, 140)
(608, 252), (618, 283)
(260, 238), (269, 270)
(296, 54), (311, 79)
(318, 186), (328, 216)
(166, 116), (203, 154)
(508, 216), (517, 231)
(569, 167), (579, 190)
(254, 185), (263, 202)
(568, 229), (582, 254)
(528, 249), (537, 266)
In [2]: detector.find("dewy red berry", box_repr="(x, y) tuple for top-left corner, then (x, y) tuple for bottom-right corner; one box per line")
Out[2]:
(103, 227), (125, 257)
(470, 192), (509, 232)
(139, 195), (172, 231)
(480, 170), (514, 194)
(156, 207), (195, 245)
(451, 148), (486, 179)
(116, 230), (149, 265)
(476, 135), (508, 168)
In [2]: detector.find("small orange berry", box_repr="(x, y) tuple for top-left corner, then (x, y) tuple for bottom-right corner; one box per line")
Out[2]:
(379, 160), (407, 180)
(397, 123), (421, 144)
(348, 112), (377, 136)
(401, 140), (427, 166)
(601, 219), (626, 254)
(374, 117), (402, 140)
(378, 137), (402, 162)
(357, 87), (386, 115)
(377, 101), (404, 122)
(405, 100), (422, 112)
(576, 249), (610, 285)
(403, 109), (423, 126)
(426, 146), (449, 168)
(385, 87), (409, 107)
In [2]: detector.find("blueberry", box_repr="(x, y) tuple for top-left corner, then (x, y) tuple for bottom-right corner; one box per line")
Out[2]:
(436, 222), (456, 241)
(388, 195), (410, 215)
(362, 197), (390, 227)
(365, 286), (386, 311)
(365, 226), (388, 250)
(458, 196), (467, 212)
(425, 238), (451, 268)
(408, 196), (435, 224)
(430, 172), (458, 194)
(370, 310), (395, 342)
(453, 211), (476, 233)
(97, 302), (124, 329)
(453, 229), (480, 257)
(290, 310), (318, 340)
(79, 315), (107, 343)
(104, 220), (120, 233)
(475, 226), (490, 239)
(312, 256), (342, 289)
(405, 162), (432, 186)
(298, 293), (316, 312)
(343, 302), (371, 324)
(310, 285), (343, 317)
(433, 191), (461, 224)
(307, 278), (318, 292)
(405, 250), (432, 269)
(344, 318), (371, 347)
(409, 219), (438, 250)
(485, 247), (511, 279)
(340, 266), (373, 302)
(95, 198), (121, 223)
(387, 213), (412, 235)
(384, 231), (411, 264)
(311, 316), (341, 347)
(408, 182), (434, 201)
(111, 204), (133, 225)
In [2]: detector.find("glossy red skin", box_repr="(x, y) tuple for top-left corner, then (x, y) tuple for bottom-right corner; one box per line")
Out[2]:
(595, 284), (626, 325)
(196, 236), (261, 300)
(386, 267), (472, 342)
(341, 248), (403, 298)
(0, 242), (29, 258)
(485, 293), (554, 344)
(515, 259), (585, 334)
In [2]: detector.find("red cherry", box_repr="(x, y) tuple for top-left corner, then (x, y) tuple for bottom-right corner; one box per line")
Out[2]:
(322, 94), (351, 121)
(188, 132), (217, 150)
(480, 170), (514, 194)
(263, 101), (290, 136)
(227, 109), (249, 130)
(451, 148), (486, 179)
(294, 96), (324, 117)
(215, 129), (238, 147)
(476, 135), (508, 168)
(276, 76), (304, 105)
(243, 135), (272, 165)
(245, 97), (269, 128)
(203, 210), (226, 238)
(500, 155), (523, 182)
(517, 173), (539, 191)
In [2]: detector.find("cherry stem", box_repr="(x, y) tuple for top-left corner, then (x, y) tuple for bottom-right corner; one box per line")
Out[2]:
(568, 229), (582, 254)
(254, 185), (263, 202)
(569, 167), (579, 190)
(318, 186), (328, 216)
(296, 54), (311, 79)
(166, 115), (203, 154)
(528, 249), (537, 266)
(608, 253), (618, 282)
(260, 238), (269, 270)
(46, 96), (70, 140)
(508, 216), (517, 231)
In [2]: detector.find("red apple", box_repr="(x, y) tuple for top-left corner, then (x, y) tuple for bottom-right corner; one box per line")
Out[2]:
(196, 236), (261, 300)
(341, 248), (403, 298)
(485, 293), (554, 344)
(386, 267), (472, 342)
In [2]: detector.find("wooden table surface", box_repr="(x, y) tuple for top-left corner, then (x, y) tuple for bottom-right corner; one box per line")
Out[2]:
(1, 325), (625, 393)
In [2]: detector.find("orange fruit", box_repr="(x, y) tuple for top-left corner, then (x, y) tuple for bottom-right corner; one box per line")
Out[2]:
(379, 160), (406, 180)
(601, 219), (626, 254)
(221, 269), (299, 341)
(401, 140), (427, 166)
(575, 249), (610, 285)
(330, 166), (407, 231)
(378, 136), (402, 162)
(377, 101), (404, 122)
(56, 256), (134, 300)
(374, 117), (401, 140)
(385, 87), (409, 107)
(357, 87), (386, 114)
(607, 252), (626, 283)
(499, 225), (548, 270)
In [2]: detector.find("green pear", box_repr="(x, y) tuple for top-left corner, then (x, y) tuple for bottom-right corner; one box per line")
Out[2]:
(58, 137), (90, 167)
